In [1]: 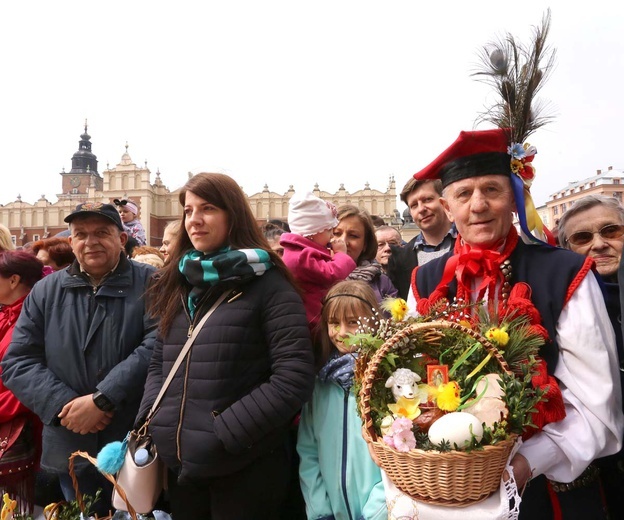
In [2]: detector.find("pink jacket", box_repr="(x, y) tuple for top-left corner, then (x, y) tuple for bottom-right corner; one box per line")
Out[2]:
(280, 233), (356, 330)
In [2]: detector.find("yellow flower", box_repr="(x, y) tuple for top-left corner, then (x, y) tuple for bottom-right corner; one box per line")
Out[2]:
(485, 327), (509, 346)
(436, 381), (461, 411)
(458, 319), (472, 329)
(510, 159), (523, 174)
(388, 397), (421, 420)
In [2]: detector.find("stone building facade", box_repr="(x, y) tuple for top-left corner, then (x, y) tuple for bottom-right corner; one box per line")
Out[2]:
(0, 125), (399, 247)
(546, 166), (624, 226)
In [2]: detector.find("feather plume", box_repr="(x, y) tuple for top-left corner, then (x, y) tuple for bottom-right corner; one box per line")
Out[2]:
(472, 9), (556, 145)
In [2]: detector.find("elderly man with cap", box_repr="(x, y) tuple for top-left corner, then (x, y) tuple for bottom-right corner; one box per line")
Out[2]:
(114, 198), (146, 245)
(405, 128), (623, 519)
(1, 202), (157, 516)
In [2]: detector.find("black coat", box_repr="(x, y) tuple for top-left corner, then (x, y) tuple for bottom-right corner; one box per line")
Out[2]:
(386, 236), (419, 300)
(138, 268), (315, 484)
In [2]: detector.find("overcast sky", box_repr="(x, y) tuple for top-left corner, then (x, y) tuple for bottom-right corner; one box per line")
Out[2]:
(1, 1), (622, 211)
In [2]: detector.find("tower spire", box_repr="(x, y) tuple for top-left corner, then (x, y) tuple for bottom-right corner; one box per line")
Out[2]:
(70, 122), (98, 174)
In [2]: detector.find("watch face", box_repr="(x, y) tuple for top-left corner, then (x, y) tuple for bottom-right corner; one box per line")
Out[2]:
(70, 176), (81, 187)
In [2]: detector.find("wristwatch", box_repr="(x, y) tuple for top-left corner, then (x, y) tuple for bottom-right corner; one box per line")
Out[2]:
(92, 391), (115, 412)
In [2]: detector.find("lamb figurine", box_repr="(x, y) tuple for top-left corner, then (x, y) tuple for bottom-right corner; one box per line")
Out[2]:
(385, 368), (422, 402)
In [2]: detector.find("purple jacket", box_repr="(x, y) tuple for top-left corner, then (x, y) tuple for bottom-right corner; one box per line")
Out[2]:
(280, 233), (356, 329)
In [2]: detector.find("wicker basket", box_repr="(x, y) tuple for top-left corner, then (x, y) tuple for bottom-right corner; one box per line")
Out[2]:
(45, 450), (139, 520)
(359, 320), (518, 507)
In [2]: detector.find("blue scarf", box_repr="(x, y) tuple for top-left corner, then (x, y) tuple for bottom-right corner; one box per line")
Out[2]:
(179, 247), (273, 318)
(318, 351), (357, 391)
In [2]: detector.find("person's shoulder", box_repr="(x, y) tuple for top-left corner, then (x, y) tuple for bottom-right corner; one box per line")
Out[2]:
(518, 242), (587, 265)
(33, 267), (69, 291)
(418, 250), (453, 270)
(254, 267), (292, 288)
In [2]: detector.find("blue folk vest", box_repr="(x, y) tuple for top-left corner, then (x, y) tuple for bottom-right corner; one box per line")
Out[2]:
(413, 240), (593, 374)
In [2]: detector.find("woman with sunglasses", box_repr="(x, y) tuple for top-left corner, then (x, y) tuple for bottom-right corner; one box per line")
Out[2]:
(558, 194), (624, 519)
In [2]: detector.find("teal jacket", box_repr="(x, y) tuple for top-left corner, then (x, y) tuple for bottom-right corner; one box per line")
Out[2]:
(297, 377), (387, 520)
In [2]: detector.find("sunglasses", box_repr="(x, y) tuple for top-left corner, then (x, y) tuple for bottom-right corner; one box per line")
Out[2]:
(113, 199), (128, 207)
(566, 224), (624, 246)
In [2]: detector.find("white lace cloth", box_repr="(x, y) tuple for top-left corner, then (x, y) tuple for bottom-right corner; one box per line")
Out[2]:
(384, 441), (522, 520)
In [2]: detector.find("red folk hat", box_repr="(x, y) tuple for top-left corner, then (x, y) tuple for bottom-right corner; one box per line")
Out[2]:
(414, 128), (511, 188)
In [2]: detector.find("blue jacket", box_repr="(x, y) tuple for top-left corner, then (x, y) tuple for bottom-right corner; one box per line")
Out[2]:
(1, 254), (157, 472)
(297, 377), (387, 520)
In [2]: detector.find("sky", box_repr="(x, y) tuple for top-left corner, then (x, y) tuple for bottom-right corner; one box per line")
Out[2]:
(1, 1), (622, 211)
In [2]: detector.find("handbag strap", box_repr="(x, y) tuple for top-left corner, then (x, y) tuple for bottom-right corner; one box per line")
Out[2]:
(145, 290), (233, 422)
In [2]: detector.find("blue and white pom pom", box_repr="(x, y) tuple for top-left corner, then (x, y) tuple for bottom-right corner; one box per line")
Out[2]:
(96, 434), (129, 474)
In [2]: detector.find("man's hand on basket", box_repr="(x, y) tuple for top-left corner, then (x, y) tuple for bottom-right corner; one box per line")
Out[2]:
(507, 453), (532, 493)
(58, 395), (114, 434)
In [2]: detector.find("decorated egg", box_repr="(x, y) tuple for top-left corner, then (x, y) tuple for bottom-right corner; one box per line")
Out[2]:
(428, 412), (484, 448)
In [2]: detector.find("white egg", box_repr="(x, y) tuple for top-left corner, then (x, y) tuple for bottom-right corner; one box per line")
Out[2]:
(428, 412), (484, 448)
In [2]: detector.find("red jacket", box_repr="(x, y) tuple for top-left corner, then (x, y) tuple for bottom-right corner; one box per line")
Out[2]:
(0, 295), (42, 464)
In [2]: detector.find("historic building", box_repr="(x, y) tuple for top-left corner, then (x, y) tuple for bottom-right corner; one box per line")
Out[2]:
(546, 166), (624, 226)
(0, 125), (399, 247)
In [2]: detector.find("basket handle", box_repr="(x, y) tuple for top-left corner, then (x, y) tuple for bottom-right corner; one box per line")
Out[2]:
(358, 320), (511, 442)
(68, 450), (138, 520)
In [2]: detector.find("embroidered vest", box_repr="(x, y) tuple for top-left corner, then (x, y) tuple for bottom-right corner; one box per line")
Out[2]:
(414, 240), (592, 374)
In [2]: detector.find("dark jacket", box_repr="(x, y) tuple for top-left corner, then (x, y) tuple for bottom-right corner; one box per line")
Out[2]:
(138, 268), (315, 484)
(387, 236), (419, 300)
(387, 233), (457, 300)
(1, 254), (157, 472)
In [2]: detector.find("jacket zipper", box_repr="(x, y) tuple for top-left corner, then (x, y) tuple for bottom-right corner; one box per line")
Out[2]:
(175, 353), (192, 464)
(175, 290), (232, 466)
(341, 390), (353, 520)
(176, 295), (198, 464)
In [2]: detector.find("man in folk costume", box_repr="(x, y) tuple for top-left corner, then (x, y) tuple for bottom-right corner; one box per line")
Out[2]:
(406, 13), (623, 519)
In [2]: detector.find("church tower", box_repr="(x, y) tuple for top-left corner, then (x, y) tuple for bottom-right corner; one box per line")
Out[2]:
(60, 120), (103, 196)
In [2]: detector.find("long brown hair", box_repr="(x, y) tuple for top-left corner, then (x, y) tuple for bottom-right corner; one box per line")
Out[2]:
(147, 173), (296, 336)
(318, 280), (378, 368)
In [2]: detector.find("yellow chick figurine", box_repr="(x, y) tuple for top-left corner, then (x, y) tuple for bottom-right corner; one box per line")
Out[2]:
(1, 493), (16, 520)
(381, 297), (409, 322)
(436, 381), (461, 412)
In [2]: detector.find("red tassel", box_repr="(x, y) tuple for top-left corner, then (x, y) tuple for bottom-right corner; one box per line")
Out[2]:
(523, 358), (566, 440)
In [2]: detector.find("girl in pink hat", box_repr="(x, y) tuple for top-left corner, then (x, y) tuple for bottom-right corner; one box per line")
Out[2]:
(280, 191), (356, 335)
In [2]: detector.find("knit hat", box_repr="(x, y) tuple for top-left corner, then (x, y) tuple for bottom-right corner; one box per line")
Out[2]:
(288, 191), (339, 237)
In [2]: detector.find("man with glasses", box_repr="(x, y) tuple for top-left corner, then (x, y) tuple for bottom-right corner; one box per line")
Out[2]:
(558, 195), (624, 519)
(375, 225), (402, 273)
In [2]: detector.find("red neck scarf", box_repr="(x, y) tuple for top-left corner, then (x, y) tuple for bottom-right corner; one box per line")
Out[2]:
(436, 227), (519, 304)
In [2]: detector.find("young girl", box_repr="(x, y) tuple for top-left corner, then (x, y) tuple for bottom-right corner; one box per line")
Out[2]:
(297, 280), (387, 520)
(114, 198), (147, 245)
(281, 192), (356, 331)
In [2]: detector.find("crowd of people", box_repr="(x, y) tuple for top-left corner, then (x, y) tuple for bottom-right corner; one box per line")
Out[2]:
(0, 153), (623, 520)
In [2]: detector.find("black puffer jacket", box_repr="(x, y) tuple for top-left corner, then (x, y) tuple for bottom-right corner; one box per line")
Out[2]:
(138, 268), (315, 483)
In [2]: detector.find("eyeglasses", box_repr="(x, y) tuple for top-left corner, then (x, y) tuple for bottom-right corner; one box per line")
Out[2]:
(566, 224), (624, 246)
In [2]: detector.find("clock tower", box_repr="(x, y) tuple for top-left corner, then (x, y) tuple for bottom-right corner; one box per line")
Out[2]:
(60, 120), (103, 196)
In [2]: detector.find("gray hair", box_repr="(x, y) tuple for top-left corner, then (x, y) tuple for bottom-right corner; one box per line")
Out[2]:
(558, 195), (624, 247)
(375, 225), (402, 240)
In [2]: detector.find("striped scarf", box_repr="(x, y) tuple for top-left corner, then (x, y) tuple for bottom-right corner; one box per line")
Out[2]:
(179, 247), (273, 318)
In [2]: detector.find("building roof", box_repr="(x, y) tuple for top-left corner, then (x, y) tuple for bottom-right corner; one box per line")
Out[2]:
(550, 167), (623, 199)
